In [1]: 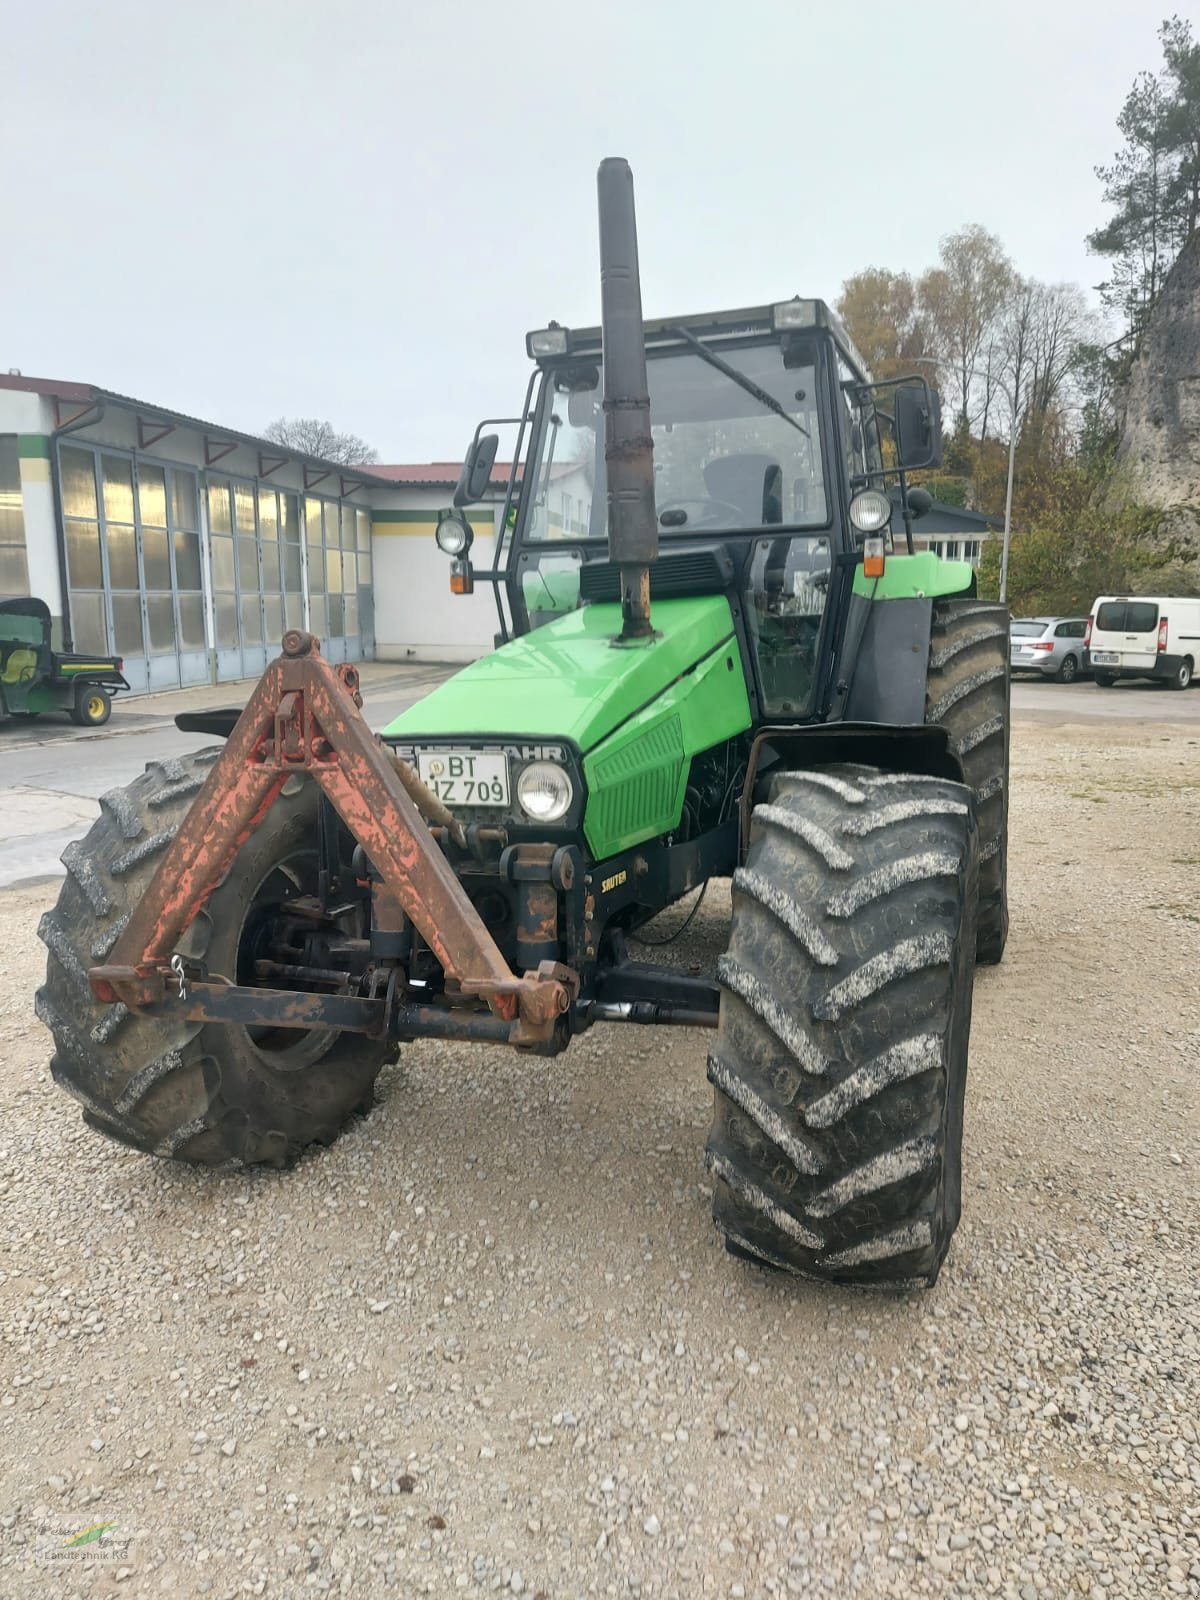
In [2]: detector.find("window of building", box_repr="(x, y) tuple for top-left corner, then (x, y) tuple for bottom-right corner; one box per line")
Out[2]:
(302, 493), (368, 644)
(0, 437), (30, 597)
(59, 443), (204, 684)
(211, 476), (306, 655)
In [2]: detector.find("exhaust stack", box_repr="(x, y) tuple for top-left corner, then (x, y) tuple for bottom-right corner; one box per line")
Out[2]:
(597, 157), (657, 642)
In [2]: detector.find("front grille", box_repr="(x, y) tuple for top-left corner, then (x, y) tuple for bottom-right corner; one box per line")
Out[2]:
(584, 715), (685, 850)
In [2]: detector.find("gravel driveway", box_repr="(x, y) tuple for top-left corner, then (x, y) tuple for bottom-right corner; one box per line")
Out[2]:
(0, 719), (1197, 1599)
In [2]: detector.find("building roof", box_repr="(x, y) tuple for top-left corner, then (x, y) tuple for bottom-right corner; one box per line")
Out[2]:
(888, 491), (1002, 534)
(0, 373), (392, 487)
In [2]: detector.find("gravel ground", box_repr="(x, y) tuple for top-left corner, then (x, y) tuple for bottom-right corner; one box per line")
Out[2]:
(0, 719), (1197, 1600)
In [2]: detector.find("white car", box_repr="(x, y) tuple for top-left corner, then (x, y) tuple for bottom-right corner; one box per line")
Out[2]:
(1086, 595), (1200, 689)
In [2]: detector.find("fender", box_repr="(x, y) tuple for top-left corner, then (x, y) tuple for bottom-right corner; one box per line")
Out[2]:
(738, 719), (963, 856)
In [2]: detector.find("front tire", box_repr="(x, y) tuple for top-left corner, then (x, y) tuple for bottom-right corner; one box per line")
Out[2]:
(706, 766), (978, 1287)
(37, 751), (394, 1167)
(924, 599), (1009, 964)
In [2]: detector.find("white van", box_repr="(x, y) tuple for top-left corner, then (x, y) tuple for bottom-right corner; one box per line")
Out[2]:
(1086, 596), (1200, 689)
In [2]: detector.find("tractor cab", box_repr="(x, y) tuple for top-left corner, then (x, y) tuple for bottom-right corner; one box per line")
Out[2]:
(438, 300), (944, 724)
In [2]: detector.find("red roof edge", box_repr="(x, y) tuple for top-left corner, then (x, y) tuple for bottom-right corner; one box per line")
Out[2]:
(0, 374), (95, 402)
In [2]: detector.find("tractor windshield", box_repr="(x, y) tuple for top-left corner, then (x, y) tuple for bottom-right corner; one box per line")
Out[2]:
(524, 343), (828, 542)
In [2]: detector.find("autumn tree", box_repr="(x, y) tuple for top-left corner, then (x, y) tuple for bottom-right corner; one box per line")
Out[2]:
(263, 417), (379, 466)
(836, 269), (930, 378)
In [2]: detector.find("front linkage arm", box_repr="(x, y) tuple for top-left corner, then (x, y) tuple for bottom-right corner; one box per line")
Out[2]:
(89, 631), (575, 1045)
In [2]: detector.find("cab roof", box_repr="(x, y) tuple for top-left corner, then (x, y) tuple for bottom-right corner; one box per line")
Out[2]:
(528, 299), (872, 383)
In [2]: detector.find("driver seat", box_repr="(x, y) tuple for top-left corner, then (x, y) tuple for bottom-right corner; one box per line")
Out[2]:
(702, 453), (783, 525)
(1, 646), (38, 684)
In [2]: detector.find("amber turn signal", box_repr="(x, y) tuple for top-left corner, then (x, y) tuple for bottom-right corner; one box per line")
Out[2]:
(862, 538), (886, 579)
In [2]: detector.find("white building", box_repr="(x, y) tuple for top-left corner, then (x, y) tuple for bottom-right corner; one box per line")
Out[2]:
(0, 375), (393, 693)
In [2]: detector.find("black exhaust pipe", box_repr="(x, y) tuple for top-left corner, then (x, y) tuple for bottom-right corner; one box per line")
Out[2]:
(597, 157), (657, 642)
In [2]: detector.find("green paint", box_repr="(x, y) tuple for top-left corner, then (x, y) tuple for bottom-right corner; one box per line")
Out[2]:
(1, 680), (59, 717)
(582, 633), (751, 856)
(853, 551), (974, 600)
(63, 1522), (117, 1548)
(16, 434), (51, 459)
(384, 596), (739, 753)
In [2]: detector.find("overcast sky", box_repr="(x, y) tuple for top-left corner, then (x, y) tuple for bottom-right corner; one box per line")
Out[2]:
(2, 0), (1163, 462)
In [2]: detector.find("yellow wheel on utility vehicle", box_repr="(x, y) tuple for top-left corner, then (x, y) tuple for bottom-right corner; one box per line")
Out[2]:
(70, 683), (112, 727)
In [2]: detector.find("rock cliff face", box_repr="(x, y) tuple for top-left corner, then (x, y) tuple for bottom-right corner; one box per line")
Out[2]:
(1116, 233), (1200, 553)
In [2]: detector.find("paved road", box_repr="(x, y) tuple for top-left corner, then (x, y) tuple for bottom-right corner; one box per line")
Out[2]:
(0, 664), (450, 889)
(1011, 674), (1200, 722)
(4, 668), (1198, 890)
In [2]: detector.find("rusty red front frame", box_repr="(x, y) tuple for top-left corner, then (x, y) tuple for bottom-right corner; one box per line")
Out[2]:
(89, 632), (573, 1039)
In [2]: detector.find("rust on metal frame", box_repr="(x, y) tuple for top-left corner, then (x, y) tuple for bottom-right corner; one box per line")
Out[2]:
(89, 631), (573, 1037)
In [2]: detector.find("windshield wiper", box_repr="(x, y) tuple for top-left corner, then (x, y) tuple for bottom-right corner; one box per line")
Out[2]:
(670, 326), (810, 440)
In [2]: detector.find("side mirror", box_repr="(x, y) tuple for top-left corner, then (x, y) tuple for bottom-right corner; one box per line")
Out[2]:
(894, 383), (942, 471)
(452, 432), (500, 507)
(906, 487), (934, 519)
(567, 389), (599, 429)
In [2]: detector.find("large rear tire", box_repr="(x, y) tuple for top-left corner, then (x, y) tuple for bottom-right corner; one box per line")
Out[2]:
(37, 751), (394, 1167)
(706, 766), (977, 1287)
(925, 599), (1009, 964)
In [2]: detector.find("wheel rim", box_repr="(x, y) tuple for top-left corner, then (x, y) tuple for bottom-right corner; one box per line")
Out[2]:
(1061, 658), (1076, 682)
(233, 848), (347, 1070)
(87, 695), (105, 719)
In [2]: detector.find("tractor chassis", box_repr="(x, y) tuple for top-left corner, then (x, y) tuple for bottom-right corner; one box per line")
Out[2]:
(87, 632), (721, 1054)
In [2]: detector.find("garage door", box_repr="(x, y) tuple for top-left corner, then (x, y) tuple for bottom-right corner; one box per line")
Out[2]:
(59, 443), (207, 692)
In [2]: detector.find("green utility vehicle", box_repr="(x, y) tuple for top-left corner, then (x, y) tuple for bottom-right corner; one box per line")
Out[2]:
(1, 596), (129, 726)
(38, 160), (1008, 1288)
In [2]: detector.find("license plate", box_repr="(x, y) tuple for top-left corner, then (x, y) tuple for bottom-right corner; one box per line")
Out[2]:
(1091, 651), (1118, 665)
(416, 750), (509, 807)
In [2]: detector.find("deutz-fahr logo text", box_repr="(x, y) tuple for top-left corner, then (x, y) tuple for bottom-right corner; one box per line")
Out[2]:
(390, 742), (567, 764)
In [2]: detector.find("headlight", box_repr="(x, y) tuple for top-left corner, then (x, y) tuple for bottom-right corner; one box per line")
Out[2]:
(526, 325), (570, 358)
(516, 761), (573, 822)
(435, 512), (472, 556)
(849, 489), (891, 534)
(772, 298), (817, 330)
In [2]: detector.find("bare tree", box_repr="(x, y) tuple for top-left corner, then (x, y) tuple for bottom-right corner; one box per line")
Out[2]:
(918, 226), (1015, 433)
(994, 279), (1093, 446)
(263, 417), (379, 466)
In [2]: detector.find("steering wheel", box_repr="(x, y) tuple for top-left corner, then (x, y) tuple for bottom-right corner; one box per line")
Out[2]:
(658, 497), (744, 531)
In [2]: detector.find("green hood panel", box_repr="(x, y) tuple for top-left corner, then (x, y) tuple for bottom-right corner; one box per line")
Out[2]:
(383, 596), (739, 753)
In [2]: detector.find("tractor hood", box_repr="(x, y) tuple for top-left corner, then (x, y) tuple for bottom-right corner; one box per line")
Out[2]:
(382, 596), (737, 753)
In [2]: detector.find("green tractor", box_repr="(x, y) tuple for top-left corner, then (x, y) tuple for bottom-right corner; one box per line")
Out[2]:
(37, 160), (1008, 1287)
